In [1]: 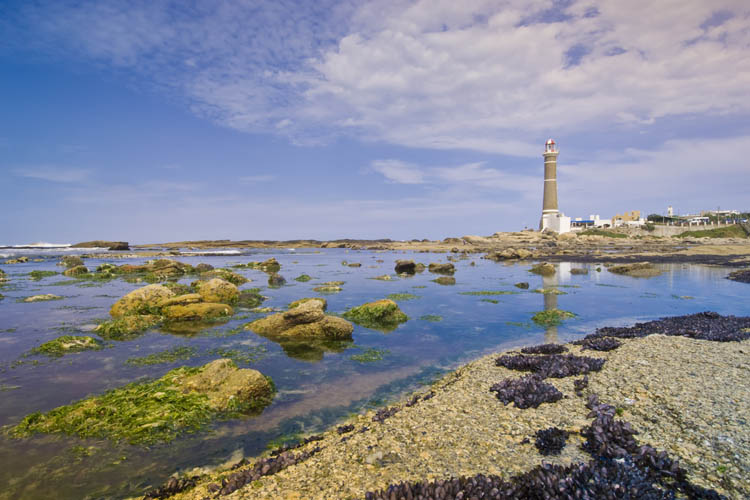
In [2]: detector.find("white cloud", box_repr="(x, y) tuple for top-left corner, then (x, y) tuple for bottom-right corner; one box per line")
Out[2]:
(371, 159), (425, 184)
(239, 174), (275, 183)
(4, 0), (750, 156)
(13, 166), (91, 183)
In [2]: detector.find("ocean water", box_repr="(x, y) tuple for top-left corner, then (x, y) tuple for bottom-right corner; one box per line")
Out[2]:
(0, 248), (747, 499)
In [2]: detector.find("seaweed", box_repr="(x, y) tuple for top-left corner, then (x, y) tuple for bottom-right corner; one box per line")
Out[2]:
(386, 293), (420, 301)
(125, 346), (198, 366)
(350, 348), (389, 363)
(29, 335), (102, 357)
(531, 309), (576, 327)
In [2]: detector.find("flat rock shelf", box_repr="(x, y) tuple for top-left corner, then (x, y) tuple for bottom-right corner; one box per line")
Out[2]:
(165, 334), (749, 500)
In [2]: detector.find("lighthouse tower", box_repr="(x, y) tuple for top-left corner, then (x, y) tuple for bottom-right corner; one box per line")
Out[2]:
(539, 139), (571, 233)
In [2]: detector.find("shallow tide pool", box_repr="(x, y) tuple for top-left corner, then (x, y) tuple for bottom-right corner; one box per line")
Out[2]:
(0, 248), (747, 499)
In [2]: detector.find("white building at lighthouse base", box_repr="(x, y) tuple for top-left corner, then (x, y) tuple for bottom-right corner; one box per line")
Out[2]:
(541, 212), (571, 234)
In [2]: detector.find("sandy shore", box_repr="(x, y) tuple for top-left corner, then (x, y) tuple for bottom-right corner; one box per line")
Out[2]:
(162, 333), (749, 500)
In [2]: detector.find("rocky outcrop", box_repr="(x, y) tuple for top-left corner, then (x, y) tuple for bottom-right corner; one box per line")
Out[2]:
(71, 240), (129, 250)
(57, 255), (84, 268)
(110, 284), (175, 317)
(727, 268), (750, 284)
(484, 248), (533, 261)
(428, 262), (455, 275)
(199, 268), (248, 286)
(608, 262), (662, 278)
(246, 299), (352, 340)
(342, 299), (408, 332)
(268, 273), (286, 287)
(394, 260), (416, 274)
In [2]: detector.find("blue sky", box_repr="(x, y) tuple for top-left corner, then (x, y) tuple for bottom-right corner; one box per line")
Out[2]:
(1, 0), (749, 244)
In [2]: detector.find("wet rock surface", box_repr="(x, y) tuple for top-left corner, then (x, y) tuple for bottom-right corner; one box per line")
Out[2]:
(727, 268), (750, 283)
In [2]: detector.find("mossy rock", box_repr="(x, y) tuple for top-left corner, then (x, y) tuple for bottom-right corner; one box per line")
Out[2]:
(294, 274), (312, 282)
(110, 284), (175, 317)
(195, 278), (239, 304)
(570, 268), (589, 275)
(531, 309), (576, 327)
(608, 262), (662, 278)
(23, 294), (62, 303)
(288, 297), (327, 310)
(5, 257), (29, 264)
(162, 303), (234, 322)
(529, 262), (556, 276)
(162, 282), (194, 296)
(28, 270), (58, 280)
(57, 256), (84, 268)
(428, 262), (455, 275)
(342, 299), (408, 332)
(63, 265), (88, 277)
(515, 282), (530, 289)
(200, 268), (249, 286)
(267, 273), (286, 287)
(30, 336), (102, 357)
(95, 315), (162, 340)
(157, 293), (203, 308)
(237, 289), (266, 309)
(313, 285), (342, 293)
(11, 359), (274, 445)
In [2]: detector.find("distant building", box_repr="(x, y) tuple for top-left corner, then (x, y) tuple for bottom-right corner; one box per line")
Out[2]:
(571, 214), (611, 229)
(539, 139), (571, 234)
(613, 210), (645, 227)
(667, 205), (674, 217)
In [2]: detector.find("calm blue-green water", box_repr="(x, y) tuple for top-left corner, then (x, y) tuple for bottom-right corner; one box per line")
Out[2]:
(0, 248), (747, 499)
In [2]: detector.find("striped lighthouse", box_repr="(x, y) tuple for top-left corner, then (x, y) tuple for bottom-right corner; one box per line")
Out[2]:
(539, 139), (571, 233)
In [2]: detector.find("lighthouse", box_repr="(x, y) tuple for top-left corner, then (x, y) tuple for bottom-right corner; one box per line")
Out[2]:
(539, 139), (571, 234)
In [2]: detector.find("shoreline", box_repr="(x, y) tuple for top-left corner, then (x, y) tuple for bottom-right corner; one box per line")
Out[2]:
(156, 316), (750, 500)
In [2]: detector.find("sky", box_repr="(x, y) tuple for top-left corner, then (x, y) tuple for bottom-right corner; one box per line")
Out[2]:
(1, 0), (749, 244)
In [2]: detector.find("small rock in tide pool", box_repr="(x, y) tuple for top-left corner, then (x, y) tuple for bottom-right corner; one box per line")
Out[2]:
(23, 294), (62, 302)
(514, 281), (530, 289)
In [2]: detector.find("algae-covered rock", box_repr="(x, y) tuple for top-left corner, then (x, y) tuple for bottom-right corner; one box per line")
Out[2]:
(194, 263), (214, 273)
(294, 274), (312, 282)
(246, 299), (352, 340)
(195, 278), (239, 304)
(5, 256), (29, 264)
(394, 260), (416, 275)
(342, 299), (408, 332)
(11, 359), (274, 445)
(432, 276), (456, 286)
(531, 309), (576, 327)
(570, 268), (589, 275)
(57, 255), (84, 268)
(95, 315), (162, 340)
(157, 293), (203, 308)
(237, 289), (266, 309)
(258, 257), (281, 272)
(288, 297), (327, 310)
(428, 262), (455, 275)
(200, 268), (248, 286)
(110, 284), (175, 317)
(608, 262), (662, 278)
(162, 303), (234, 322)
(529, 262), (556, 276)
(63, 265), (88, 276)
(515, 282), (530, 289)
(23, 294), (62, 303)
(313, 285), (342, 293)
(373, 274), (393, 281)
(30, 336), (102, 357)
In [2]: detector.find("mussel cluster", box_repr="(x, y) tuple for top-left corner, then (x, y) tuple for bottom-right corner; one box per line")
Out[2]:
(727, 269), (750, 284)
(268, 434), (324, 456)
(574, 336), (622, 352)
(573, 375), (589, 397)
(143, 475), (199, 499)
(373, 405), (400, 423)
(520, 343), (568, 355)
(495, 353), (605, 378)
(489, 374), (562, 409)
(405, 391), (436, 408)
(337, 424), (355, 434)
(206, 447), (322, 496)
(590, 311), (750, 342)
(534, 427), (568, 456)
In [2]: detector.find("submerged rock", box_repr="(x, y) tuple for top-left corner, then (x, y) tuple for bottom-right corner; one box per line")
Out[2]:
(608, 261), (662, 278)
(11, 359), (274, 445)
(529, 262), (556, 276)
(570, 267), (589, 275)
(23, 294), (62, 302)
(432, 276), (456, 285)
(267, 273), (286, 287)
(30, 335), (102, 357)
(514, 281), (530, 289)
(342, 299), (408, 332)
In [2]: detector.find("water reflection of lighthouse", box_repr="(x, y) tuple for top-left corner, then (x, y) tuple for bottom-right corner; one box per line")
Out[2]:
(541, 263), (570, 344)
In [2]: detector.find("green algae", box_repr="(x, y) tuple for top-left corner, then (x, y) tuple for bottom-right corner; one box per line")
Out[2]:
(28, 270), (58, 280)
(29, 336), (102, 357)
(206, 345), (268, 365)
(419, 315), (443, 322)
(386, 293), (420, 301)
(237, 288), (265, 308)
(531, 309), (576, 327)
(480, 298), (499, 304)
(95, 315), (162, 341)
(11, 362), (274, 445)
(459, 290), (519, 296)
(350, 348), (390, 363)
(125, 346), (198, 366)
(294, 274), (312, 282)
